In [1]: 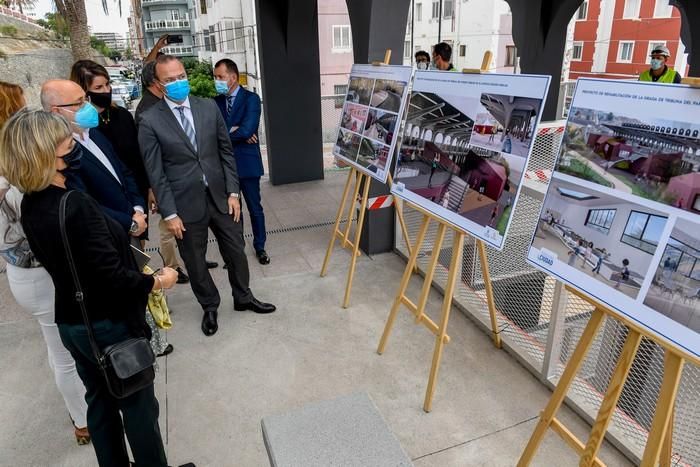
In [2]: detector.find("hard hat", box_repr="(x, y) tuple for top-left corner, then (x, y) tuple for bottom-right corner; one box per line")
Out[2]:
(650, 45), (671, 57)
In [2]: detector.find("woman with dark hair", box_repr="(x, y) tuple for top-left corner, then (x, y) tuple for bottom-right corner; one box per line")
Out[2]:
(0, 84), (91, 444)
(70, 60), (174, 357)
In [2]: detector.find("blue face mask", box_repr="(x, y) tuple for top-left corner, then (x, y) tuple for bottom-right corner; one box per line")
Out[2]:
(73, 102), (99, 129)
(163, 79), (190, 102)
(214, 79), (230, 95)
(650, 58), (664, 71)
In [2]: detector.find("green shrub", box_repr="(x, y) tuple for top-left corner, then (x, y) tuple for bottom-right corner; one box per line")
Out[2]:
(0, 25), (18, 37)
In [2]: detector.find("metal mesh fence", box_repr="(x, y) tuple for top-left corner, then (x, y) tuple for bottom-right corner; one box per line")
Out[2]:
(394, 121), (700, 465)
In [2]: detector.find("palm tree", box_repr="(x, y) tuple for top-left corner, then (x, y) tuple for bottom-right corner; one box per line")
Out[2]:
(0, 0), (36, 15)
(53, 0), (91, 60)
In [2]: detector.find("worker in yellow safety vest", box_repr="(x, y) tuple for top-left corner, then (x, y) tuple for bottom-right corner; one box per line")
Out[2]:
(639, 45), (681, 84)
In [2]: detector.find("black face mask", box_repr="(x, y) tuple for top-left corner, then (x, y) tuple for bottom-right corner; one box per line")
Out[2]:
(87, 90), (112, 109)
(59, 143), (83, 174)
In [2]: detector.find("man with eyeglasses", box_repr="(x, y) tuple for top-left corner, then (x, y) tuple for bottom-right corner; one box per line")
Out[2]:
(138, 55), (276, 337)
(41, 79), (147, 241)
(639, 45), (682, 84)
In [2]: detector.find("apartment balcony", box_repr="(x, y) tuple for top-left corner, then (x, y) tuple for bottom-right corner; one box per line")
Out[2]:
(144, 18), (191, 32)
(142, 0), (187, 5)
(161, 45), (194, 56)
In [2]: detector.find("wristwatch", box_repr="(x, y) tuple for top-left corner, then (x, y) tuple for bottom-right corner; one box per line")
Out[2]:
(229, 193), (240, 198)
(129, 220), (139, 234)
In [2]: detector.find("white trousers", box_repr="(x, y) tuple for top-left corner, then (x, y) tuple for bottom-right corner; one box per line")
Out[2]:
(6, 264), (88, 428)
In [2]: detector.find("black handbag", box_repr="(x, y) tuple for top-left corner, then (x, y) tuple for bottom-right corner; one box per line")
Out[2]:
(59, 191), (156, 399)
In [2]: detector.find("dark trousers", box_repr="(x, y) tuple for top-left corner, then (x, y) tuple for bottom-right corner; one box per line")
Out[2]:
(239, 176), (266, 252)
(177, 193), (252, 312)
(58, 320), (167, 467)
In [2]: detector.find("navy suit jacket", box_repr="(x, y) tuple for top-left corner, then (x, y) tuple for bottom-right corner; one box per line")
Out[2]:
(214, 87), (264, 179)
(69, 129), (145, 232)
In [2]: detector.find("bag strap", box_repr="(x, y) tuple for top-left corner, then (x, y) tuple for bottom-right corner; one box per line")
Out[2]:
(59, 191), (105, 366)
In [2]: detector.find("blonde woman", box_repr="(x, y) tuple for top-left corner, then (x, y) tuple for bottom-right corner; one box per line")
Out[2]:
(0, 83), (90, 444)
(0, 109), (193, 467)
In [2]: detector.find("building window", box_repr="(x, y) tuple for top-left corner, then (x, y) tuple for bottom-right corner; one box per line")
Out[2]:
(623, 0), (641, 19)
(443, 0), (454, 18)
(572, 42), (583, 61)
(617, 41), (634, 63)
(653, 0), (673, 18)
(585, 208), (616, 234)
(199, 0), (206, 15)
(576, 0), (588, 20)
(693, 194), (700, 212)
(204, 35), (211, 52)
(621, 211), (667, 254)
(225, 20), (234, 51)
(415, 3), (422, 21)
(505, 45), (516, 66)
(404, 40), (411, 59)
(234, 18), (244, 51)
(334, 84), (348, 108)
(332, 25), (352, 52)
(169, 10), (181, 20)
(208, 25), (216, 52)
(665, 237), (700, 279)
(459, 44), (466, 57)
(647, 41), (666, 58)
(431, 1), (439, 19)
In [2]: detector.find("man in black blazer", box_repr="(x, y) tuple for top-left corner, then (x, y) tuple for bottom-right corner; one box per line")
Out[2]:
(41, 80), (147, 241)
(138, 55), (275, 336)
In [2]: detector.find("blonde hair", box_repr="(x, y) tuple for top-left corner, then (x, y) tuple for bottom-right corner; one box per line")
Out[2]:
(0, 81), (25, 128)
(0, 109), (72, 193)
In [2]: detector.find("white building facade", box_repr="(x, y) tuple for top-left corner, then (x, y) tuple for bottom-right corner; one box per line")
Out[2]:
(403, 0), (516, 73)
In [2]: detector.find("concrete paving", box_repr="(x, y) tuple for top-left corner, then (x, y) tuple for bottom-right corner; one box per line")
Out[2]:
(0, 172), (634, 466)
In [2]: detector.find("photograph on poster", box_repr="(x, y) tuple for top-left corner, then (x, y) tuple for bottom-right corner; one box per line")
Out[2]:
(335, 128), (362, 161)
(363, 109), (398, 145)
(357, 138), (390, 173)
(557, 105), (700, 213)
(346, 77), (373, 106)
(531, 175), (668, 299)
(468, 93), (540, 157)
(340, 103), (369, 134)
(644, 217), (700, 333)
(392, 71), (550, 248)
(370, 79), (406, 113)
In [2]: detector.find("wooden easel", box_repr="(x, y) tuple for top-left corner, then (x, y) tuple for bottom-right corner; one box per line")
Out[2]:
(376, 56), (504, 412)
(320, 49), (413, 308)
(518, 285), (697, 466)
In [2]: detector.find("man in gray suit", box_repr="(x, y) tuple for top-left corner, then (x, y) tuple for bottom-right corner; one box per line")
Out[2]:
(138, 55), (275, 337)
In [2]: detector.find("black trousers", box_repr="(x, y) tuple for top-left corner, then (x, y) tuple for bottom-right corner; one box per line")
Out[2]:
(58, 320), (167, 467)
(177, 193), (252, 312)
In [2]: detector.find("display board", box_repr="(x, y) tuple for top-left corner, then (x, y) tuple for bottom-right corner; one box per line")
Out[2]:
(528, 78), (700, 358)
(390, 71), (551, 249)
(333, 64), (413, 183)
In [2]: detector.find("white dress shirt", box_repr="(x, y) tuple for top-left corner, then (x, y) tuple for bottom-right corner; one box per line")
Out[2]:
(165, 96), (195, 135)
(74, 130), (143, 214)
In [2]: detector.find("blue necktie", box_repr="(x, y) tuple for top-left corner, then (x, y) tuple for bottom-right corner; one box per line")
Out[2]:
(176, 106), (197, 152)
(227, 95), (234, 115)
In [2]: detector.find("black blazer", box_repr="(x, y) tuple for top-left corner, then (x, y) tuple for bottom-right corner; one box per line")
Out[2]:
(70, 129), (145, 233)
(21, 186), (154, 336)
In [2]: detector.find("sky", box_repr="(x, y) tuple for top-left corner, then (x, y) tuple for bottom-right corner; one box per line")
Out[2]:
(34, 0), (130, 36)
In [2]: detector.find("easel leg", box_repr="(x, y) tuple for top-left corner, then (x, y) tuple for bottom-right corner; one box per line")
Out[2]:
(342, 169), (362, 250)
(395, 198), (414, 260)
(518, 308), (605, 467)
(477, 240), (502, 349)
(415, 223), (447, 323)
(378, 214), (431, 354)
(343, 174), (371, 308)
(580, 329), (642, 466)
(660, 405), (675, 467)
(320, 168), (354, 277)
(423, 232), (465, 413)
(640, 352), (684, 467)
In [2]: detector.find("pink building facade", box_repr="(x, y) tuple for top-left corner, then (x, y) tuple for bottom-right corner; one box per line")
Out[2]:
(318, 0), (354, 96)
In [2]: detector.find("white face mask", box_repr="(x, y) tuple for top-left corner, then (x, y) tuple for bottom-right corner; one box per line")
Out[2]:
(416, 62), (428, 71)
(650, 58), (664, 71)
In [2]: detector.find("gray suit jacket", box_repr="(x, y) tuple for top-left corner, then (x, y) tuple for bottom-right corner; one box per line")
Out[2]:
(138, 96), (240, 224)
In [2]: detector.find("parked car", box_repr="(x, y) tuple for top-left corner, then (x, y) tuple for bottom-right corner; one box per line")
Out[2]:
(111, 85), (132, 109)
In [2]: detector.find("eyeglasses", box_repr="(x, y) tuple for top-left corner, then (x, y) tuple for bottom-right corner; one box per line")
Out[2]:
(54, 96), (90, 108)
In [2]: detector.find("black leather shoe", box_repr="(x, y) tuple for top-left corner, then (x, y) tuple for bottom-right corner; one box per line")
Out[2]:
(157, 344), (174, 358)
(201, 311), (218, 336)
(256, 250), (271, 265)
(206, 260), (218, 269)
(234, 297), (276, 314)
(176, 267), (189, 284)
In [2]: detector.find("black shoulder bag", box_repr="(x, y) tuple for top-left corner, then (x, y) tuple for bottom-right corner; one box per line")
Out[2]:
(59, 191), (156, 399)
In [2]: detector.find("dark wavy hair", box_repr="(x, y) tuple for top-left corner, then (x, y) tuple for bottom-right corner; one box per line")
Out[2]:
(70, 60), (111, 93)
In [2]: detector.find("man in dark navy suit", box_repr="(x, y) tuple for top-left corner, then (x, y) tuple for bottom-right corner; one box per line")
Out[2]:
(213, 59), (270, 265)
(41, 80), (147, 241)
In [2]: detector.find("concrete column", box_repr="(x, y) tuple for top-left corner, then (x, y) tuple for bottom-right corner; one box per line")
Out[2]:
(255, 0), (324, 185)
(673, 0), (700, 77)
(345, 0), (411, 254)
(505, 0), (584, 121)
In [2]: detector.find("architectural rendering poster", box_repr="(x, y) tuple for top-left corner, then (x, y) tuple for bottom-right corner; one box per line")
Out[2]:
(333, 64), (413, 183)
(528, 78), (700, 358)
(391, 70), (550, 249)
